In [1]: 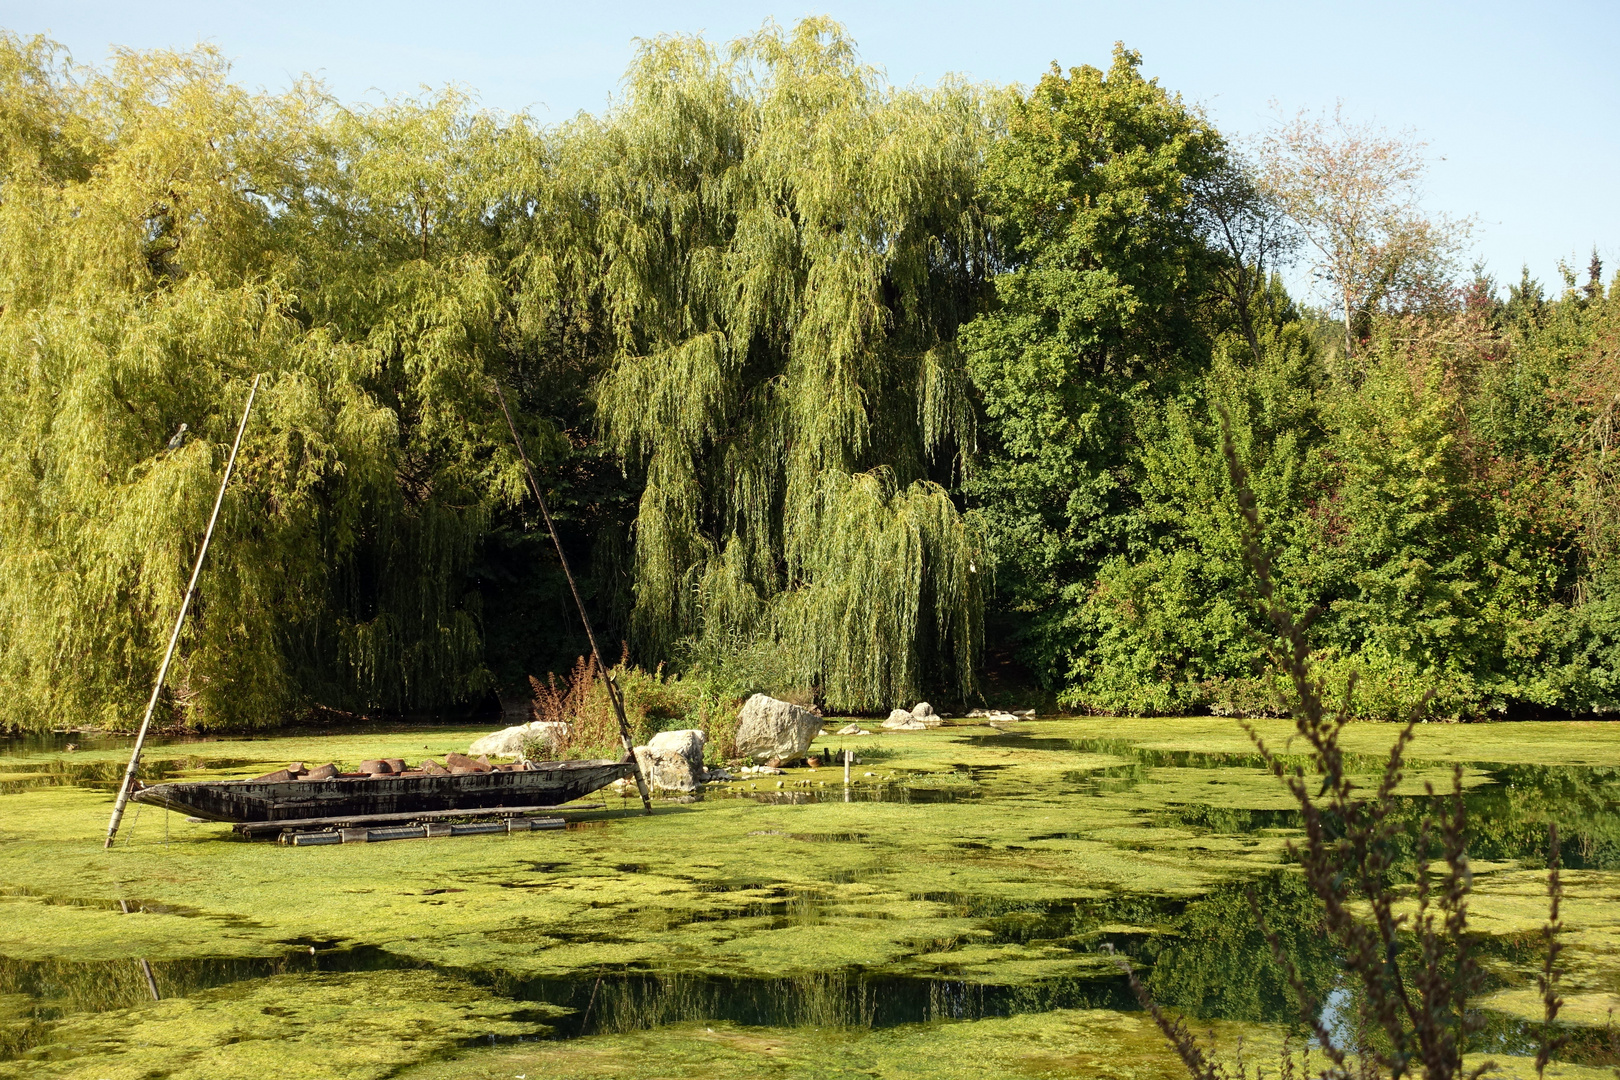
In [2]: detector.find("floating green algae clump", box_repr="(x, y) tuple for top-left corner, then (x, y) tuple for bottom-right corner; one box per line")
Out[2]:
(391, 1011), (1620, 1080)
(398, 1008), (1226, 1080)
(0, 969), (562, 1079)
(0, 717), (1616, 1077)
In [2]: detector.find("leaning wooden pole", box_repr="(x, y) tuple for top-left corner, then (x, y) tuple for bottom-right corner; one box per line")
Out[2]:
(494, 381), (654, 815)
(105, 375), (261, 848)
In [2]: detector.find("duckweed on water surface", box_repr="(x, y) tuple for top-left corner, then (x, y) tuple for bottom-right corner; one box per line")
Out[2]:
(1, 718), (1617, 1078)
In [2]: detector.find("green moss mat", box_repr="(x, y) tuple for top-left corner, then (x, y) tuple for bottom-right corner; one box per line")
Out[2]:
(0, 969), (562, 1079)
(1, 717), (1616, 1076)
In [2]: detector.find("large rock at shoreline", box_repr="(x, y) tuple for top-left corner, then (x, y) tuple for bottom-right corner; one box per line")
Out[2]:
(468, 720), (568, 759)
(734, 694), (822, 763)
(649, 729), (706, 773)
(633, 747), (699, 793)
(882, 709), (926, 731)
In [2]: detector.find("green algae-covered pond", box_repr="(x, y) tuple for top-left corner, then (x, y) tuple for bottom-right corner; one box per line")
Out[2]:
(2, 717), (1618, 1079)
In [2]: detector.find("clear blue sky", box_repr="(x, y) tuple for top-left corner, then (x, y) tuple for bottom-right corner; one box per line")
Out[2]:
(7, 1), (1618, 300)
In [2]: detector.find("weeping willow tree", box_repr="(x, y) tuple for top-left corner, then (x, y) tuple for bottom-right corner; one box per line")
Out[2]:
(537, 20), (993, 709)
(0, 21), (994, 729)
(0, 33), (536, 729)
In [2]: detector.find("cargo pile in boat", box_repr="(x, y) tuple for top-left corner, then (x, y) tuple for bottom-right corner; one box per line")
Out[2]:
(247, 752), (529, 783)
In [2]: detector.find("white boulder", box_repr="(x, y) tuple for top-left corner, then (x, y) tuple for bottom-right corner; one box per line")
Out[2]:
(734, 694), (823, 763)
(648, 728), (706, 772)
(911, 702), (935, 718)
(633, 744), (701, 793)
(468, 720), (568, 758)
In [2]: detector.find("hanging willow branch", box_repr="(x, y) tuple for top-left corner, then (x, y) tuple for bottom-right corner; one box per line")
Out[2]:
(563, 20), (993, 708)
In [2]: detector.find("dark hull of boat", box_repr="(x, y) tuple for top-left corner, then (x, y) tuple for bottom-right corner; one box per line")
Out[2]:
(130, 758), (635, 823)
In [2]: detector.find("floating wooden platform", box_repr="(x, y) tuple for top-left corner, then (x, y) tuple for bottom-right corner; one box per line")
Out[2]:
(131, 758), (634, 823)
(281, 818), (566, 846)
(232, 802), (605, 836)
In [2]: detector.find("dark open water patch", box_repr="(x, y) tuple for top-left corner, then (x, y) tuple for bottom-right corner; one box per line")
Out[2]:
(1139, 765), (1620, 869)
(6, 948), (1613, 1069)
(965, 733), (1290, 769)
(0, 731), (213, 757)
(0, 886), (270, 931)
(0, 755), (263, 795)
(0, 945), (1134, 1058)
(0, 886), (1191, 1059)
(484, 968), (1140, 1036)
(708, 782), (980, 805)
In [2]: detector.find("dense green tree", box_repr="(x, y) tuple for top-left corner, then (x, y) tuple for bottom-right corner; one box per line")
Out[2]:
(1069, 315), (1325, 715)
(1064, 281), (1617, 720)
(960, 45), (1228, 690)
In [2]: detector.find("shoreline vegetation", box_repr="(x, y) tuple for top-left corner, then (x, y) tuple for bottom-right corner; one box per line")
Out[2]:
(3, 20), (1617, 736)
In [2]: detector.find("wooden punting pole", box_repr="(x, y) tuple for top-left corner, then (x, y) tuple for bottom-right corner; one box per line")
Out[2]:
(105, 375), (261, 848)
(495, 381), (654, 815)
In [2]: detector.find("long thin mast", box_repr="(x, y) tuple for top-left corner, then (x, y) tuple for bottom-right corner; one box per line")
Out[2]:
(105, 375), (261, 848)
(494, 381), (654, 815)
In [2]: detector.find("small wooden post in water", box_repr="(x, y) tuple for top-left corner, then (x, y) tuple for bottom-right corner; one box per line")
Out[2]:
(118, 900), (162, 999)
(494, 381), (654, 815)
(105, 375), (261, 849)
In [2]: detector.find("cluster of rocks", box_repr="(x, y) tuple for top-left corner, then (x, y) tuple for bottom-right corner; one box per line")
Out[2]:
(621, 693), (828, 794)
(463, 691), (1039, 798)
(881, 702), (943, 730)
(873, 703), (1036, 730)
(251, 762), (339, 782)
(966, 707), (1033, 725)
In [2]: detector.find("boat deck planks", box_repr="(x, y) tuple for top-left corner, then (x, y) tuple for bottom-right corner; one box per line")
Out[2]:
(233, 802), (607, 835)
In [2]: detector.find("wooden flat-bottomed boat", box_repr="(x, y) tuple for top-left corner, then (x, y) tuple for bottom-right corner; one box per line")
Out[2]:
(102, 380), (653, 849)
(129, 757), (635, 824)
